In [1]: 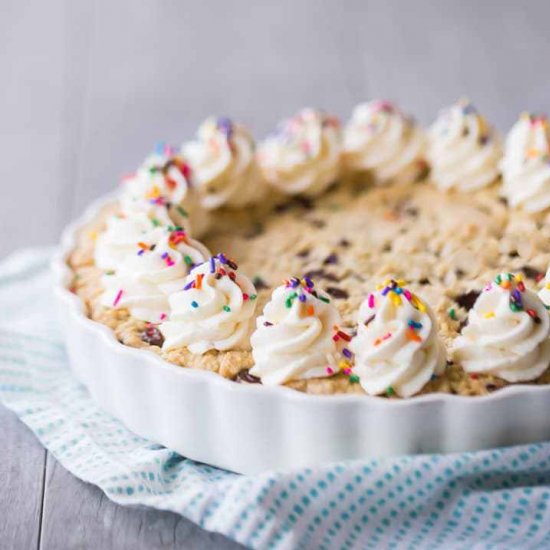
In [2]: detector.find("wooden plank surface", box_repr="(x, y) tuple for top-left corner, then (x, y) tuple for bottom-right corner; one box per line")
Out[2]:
(0, 408), (46, 550)
(39, 457), (244, 550)
(2, 0), (550, 548)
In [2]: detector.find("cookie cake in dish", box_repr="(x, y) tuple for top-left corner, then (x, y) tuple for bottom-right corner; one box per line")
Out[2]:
(54, 100), (550, 473)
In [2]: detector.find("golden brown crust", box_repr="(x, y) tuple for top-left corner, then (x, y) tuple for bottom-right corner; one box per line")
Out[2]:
(68, 179), (550, 397)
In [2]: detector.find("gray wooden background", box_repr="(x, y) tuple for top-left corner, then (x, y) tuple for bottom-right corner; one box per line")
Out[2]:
(1, 1), (550, 548)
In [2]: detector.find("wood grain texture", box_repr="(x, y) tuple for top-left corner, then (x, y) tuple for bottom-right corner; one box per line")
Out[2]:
(1, 1), (550, 548)
(0, 407), (46, 550)
(39, 457), (244, 550)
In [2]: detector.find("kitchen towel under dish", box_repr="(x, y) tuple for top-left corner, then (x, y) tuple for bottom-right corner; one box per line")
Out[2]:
(1, 247), (550, 550)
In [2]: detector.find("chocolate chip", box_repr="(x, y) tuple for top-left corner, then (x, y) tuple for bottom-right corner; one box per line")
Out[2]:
(310, 219), (326, 229)
(521, 265), (544, 282)
(498, 197), (508, 206)
(455, 268), (465, 278)
(323, 253), (338, 265)
(508, 250), (519, 258)
(274, 196), (313, 213)
(304, 269), (339, 282)
(274, 202), (292, 213)
(296, 248), (310, 258)
(326, 286), (349, 299)
(485, 384), (498, 392)
(338, 239), (351, 248)
(455, 290), (480, 311)
(234, 370), (262, 384)
(418, 278), (430, 285)
(245, 223), (264, 239)
(294, 196), (314, 210)
(382, 243), (392, 253)
(141, 326), (164, 347)
(252, 276), (269, 290)
(405, 206), (419, 218)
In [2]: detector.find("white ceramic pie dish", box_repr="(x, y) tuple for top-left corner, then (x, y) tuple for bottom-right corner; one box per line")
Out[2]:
(52, 194), (550, 475)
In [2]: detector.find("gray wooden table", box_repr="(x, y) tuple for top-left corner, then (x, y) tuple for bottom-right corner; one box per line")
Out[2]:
(1, 1), (550, 548)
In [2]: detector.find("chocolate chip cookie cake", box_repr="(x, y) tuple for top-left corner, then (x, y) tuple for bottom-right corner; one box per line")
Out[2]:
(67, 100), (550, 398)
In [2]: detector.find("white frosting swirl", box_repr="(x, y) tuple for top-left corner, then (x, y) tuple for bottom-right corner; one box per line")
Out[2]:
(249, 278), (344, 385)
(100, 228), (209, 323)
(428, 100), (502, 192)
(350, 280), (446, 397)
(453, 273), (550, 382)
(538, 266), (550, 307)
(501, 113), (550, 212)
(120, 144), (208, 237)
(182, 117), (266, 209)
(94, 212), (165, 272)
(343, 100), (427, 183)
(257, 108), (342, 196)
(160, 255), (257, 354)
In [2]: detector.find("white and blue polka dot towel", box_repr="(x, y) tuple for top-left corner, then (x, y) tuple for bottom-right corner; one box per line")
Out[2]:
(1, 248), (550, 549)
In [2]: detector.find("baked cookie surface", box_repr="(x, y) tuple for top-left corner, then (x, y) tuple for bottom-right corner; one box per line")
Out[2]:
(69, 177), (550, 397)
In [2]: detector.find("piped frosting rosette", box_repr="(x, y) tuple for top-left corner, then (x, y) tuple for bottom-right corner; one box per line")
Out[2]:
(120, 143), (208, 237)
(160, 254), (258, 354)
(427, 99), (502, 192)
(100, 227), (210, 323)
(257, 108), (342, 196)
(249, 277), (351, 386)
(182, 117), (267, 209)
(94, 212), (166, 272)
(501, 113), (550, 212)
(343, 100), (427, 184)
(453, 273), (550, 382)
(350, 280), (446, 397)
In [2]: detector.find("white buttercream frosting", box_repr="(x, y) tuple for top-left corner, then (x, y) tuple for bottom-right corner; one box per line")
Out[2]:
(120, 144), (208, 237)
(501, 113), (550, 212)
(182, 117), (266, 209)
(428, 99), (502, 192)
(249, 277), (349, 385)
(100, 228), (210, 323)
(160, 254), (257, 354)
(343, 100), (427, 183)
(257, 108), (342, 196)
(538, 266), (550, 307)
(94, 212), (166, 272)
(350, 280), (446, 397)
(453, 273), (550, 382)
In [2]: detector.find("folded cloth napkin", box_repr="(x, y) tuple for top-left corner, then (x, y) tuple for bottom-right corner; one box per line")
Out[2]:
(1, 248), (550, 550)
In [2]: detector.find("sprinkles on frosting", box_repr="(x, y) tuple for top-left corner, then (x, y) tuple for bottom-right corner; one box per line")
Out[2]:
(182, 254), (257, 313)
(489, 272), (542, 323)
(282, 276), (331, 310)
(369, 279), (427, 313)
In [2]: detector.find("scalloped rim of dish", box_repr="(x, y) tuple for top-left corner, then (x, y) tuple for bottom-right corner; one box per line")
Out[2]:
(52, 192), (550, 408)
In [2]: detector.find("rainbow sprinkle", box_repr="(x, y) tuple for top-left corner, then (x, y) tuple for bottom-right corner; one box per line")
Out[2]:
(282, 276), (331, 308)
(376, 279), (427, 313)
(113, 289), (123, 307)
(493, 273), (528, 313)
